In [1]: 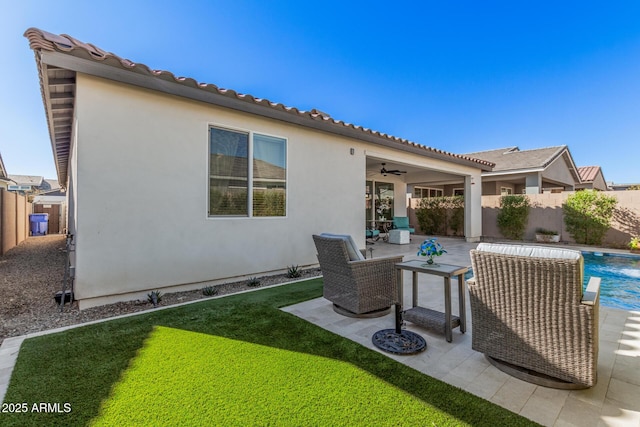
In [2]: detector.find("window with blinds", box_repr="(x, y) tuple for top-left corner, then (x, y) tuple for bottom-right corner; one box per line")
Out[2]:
(209, 126), (286, 217)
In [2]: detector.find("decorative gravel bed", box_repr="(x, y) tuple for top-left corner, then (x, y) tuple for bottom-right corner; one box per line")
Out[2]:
(0, 235), (320, 344)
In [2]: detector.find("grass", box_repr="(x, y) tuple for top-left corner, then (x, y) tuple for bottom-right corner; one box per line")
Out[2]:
(2, 279), (538, 426)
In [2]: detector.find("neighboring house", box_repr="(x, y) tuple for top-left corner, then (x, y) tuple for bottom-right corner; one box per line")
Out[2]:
(608, 182), (640, 191)
(576, 166), (609, 191)
(25, 28), (493, 309)
(464, 146), (581, 195)
(0, 151), (14, 190)
(7, 175), (58, 195)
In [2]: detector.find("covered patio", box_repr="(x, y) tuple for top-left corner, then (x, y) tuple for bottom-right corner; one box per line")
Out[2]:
(284, 236), (640, 426)
(364, 156), (483, 243)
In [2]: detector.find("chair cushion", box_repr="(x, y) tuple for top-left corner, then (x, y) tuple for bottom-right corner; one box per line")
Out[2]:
(366, 229), (380, 238)
(475, 243), (581, 261)
(320, 233), (366, 261)
(393, 217), (414, 233)
(394, 217), (409, 228)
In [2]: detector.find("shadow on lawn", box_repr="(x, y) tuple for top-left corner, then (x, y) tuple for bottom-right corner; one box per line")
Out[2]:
(3, 279), (537, 427)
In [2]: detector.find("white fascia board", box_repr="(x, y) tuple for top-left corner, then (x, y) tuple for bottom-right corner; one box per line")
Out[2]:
(39, 51), (491, 171)
(482, 168), (545, 177)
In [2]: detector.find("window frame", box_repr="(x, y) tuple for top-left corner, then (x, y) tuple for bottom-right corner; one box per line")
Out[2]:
(500, 186), (513, 196)
(413, 186), (443, 199)
(207, 124), (288, 219)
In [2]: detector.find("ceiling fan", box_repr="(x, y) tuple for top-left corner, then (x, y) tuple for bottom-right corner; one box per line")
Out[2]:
(380, 163), (407, 176)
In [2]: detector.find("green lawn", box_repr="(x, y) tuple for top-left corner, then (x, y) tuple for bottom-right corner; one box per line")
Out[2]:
(2, 279), (538, 426)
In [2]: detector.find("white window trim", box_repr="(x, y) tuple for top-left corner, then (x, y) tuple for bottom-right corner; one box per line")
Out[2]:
(500, 186), (513, 196)
(206, 123), (288, 219)
(414, 186), (444, 198)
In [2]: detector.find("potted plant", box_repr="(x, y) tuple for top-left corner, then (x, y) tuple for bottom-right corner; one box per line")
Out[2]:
(535, 228), (560, 243)
(376, 199), (391, 221)
(417, 238), (447, 267)
(628, 237), (640, 254)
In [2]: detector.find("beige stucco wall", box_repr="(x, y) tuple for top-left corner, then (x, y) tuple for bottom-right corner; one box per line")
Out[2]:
(72, 74), (484, 308)
(482, 191), (640, 247)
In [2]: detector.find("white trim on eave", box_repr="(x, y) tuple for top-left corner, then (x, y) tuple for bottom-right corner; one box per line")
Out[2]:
(36, 50), (492, 177)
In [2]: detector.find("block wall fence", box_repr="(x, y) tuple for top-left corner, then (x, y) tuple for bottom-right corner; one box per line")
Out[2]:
(408, 190), (640, 248)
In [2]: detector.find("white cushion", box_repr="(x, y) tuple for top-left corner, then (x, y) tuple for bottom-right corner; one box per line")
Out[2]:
(320, 233), (365, 261)
(475, 243), (581, 261)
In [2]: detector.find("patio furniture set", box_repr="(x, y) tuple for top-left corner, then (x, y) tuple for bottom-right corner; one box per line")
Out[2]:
(366, 217), (415, 244)
(312, 234), (601, 390)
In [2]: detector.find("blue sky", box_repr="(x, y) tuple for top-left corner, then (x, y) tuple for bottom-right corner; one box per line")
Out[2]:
(2, 1), (640, 183)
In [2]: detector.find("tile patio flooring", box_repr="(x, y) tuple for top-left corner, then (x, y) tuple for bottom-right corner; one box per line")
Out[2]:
(282, 236), (640, 427)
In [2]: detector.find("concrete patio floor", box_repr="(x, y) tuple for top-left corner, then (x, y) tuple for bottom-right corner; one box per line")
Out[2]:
(282, 236), (640, 427)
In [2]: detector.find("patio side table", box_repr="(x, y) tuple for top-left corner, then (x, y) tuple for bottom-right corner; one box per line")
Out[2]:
(395, 260), (469, 342)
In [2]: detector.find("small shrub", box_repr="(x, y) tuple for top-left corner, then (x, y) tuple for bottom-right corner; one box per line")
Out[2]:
(415, 197), (447, 234)
(415, 196), (464, 235)
(202, 286), (218, 296)
(535, 227), (558, 236)
(147, 290), (163, 307)
(286, 265), (302, 278)
(563, 190), (617, 245)
(497, 195), (530, 240)
(247, 277), (261, 287)
(628, 237), (640, 250)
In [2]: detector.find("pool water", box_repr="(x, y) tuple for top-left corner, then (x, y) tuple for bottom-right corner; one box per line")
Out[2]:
(583, 253), (640, 310)
(465, 252), (640, 310)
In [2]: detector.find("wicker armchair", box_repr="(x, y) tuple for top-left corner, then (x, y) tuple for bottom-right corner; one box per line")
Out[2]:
(313, 234), (403, 317)
(468, 243), (601, 389)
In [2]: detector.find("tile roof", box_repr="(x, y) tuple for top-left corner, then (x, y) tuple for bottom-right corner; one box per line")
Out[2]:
(577, 166), (601, 182)
(8, 175), (44, 186)
(0, 151), (7, 179)
(24, 27), (494, 185)
(464, 146), (569, 172)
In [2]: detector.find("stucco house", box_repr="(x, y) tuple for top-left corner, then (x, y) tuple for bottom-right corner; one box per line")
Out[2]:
(609, 182), (640, 191)
(464, 146), (581, 195)
(576, 166), (609, 191)
(0, 152), (13, 190)
(25, 28), (492, 309)
(6, 175), (58, 195)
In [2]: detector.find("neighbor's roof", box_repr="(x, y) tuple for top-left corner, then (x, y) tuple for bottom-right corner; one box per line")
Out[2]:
(464, 145), (582, 183)
(577, 166), (602, 183)
(465, 146), (570, 171)
(7, 174), (44, 187)
(24, 28), (494, 186)
(0, 151), (7, 179)
(43, 178), (60, 190)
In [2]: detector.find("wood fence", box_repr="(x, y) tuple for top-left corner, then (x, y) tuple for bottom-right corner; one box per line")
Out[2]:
(0, 189), (31, 255)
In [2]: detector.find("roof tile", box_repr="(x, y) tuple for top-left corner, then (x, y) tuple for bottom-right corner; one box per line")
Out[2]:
(25, 27), (494, 172)
(465, 146), (567, 171)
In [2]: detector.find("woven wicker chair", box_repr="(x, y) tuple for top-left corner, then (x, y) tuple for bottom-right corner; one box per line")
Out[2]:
(313, 234), (404, 317)
(468, 243), (601, 389)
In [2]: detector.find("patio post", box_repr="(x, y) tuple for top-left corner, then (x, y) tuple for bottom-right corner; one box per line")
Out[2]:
(464, 173), (482, 242)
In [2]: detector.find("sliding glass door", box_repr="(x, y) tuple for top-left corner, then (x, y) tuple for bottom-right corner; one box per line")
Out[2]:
(365, 180), (394, 221)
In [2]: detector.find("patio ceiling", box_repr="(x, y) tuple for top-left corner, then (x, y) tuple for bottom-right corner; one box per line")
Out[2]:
(366, 157), (464, 186)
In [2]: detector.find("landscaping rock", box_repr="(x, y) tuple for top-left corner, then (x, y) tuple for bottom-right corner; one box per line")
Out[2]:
(0, 235), (320, 344)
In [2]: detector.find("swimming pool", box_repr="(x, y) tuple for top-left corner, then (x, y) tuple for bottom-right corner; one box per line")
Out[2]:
(582, 252), (640, 311)
(465, 251), (640, 310)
